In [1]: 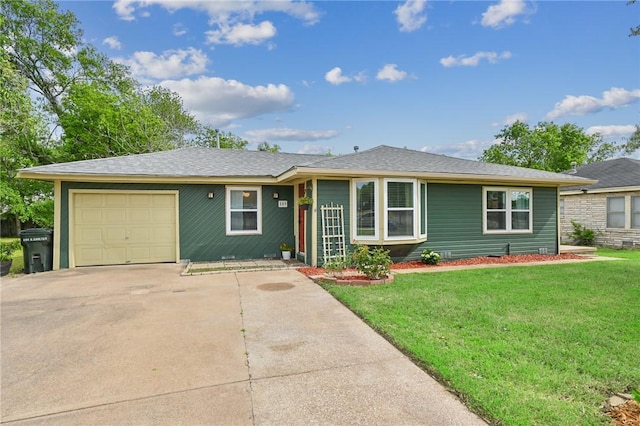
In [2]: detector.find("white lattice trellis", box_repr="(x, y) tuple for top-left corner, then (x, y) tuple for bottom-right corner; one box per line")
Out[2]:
(320, 203), (346, 264)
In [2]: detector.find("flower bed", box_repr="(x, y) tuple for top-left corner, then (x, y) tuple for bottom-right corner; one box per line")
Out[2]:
(298, 253), (588, 283)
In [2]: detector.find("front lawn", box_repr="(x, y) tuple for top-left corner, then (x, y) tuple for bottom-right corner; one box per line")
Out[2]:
(324, 249), (640, 425)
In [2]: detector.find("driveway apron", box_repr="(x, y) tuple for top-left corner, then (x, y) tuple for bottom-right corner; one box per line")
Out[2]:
(1, 265), (485, 425)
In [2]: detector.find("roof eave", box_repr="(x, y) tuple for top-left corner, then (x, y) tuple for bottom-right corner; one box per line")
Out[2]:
(277, 167), (598, 186)
(16, 171), (279, 184)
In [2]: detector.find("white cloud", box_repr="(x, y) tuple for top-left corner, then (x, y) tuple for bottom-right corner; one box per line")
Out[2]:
(102, 36), (122, 50)
(173, 23), (187, 36)
(585, 125), (636, 138)
(394, 0), (427, 32)
(160, 76), (295, 127)
(440, 51), (512, 67)
(546, 87), (640, 120)
(376, 64), (409, 82)
(245, 128), (340, 142)
(116, 48), (209, 80)
(481, 0), (528, 28)
(324, 67), (366, 85)
(297, 144), (333, 155)
(112, 0), (320, 25)
(421, 139), (497, 160)
(325, 67), (351, 85)
(493, 112), (528, 127)
(206, 21), (276, 46)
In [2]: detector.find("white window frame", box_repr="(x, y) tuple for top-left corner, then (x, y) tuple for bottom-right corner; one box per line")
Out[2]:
(352, 179), (378, 240)
(419, 181), (427, 239)
(482, 187), (533, 234)
(384, 178), (418, 240)
(225, 186), (262, 236)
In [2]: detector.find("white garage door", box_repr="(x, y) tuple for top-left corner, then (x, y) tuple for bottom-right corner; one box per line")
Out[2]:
(72, 191), (178, 267)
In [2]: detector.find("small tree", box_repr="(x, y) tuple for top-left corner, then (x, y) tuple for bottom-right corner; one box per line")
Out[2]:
(568, 221), (599, 246)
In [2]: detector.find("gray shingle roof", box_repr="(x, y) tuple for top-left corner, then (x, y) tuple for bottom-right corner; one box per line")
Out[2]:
(560, 157), (640, 192)
(20, 147), (326, 178)
(19, 145), (596, 185)
(303, 145), (593, 182)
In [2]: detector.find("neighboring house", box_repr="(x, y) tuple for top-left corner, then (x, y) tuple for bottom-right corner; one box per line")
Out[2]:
(560, 158), (640, 247)
(18, 145), (595, 270)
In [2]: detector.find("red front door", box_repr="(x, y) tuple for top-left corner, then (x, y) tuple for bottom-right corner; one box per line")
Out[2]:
(298, 183), (305, 253)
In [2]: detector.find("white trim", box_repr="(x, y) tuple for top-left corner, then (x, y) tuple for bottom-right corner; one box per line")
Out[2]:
(482, 187), (533, 234)
(419, 181), (428, 239)
(225, 186), (262, 236)
(383, 178), (418, 240)
(351, 178), (378, 241)
(53, 181), (61, 270)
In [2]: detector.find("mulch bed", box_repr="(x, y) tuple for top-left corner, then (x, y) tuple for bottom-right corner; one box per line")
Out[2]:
(607, 400), (640, 425)
(297, 253), (586, 278)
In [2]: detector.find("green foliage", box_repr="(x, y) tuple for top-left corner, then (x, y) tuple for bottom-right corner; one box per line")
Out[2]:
(322, 255), (351, 276)
(632, 388), (640, 403)
(0, 240), (21, 262)
(568, 220), (599, 246)
(420, 249), (441, 265)
(350, 245), (392, 279)
(479, 121), (627, 172)
(257, 141), (281, 152)
(279, 242), (293, 252)
(192, 127), (249, 149)
(298, 196), (313, 205)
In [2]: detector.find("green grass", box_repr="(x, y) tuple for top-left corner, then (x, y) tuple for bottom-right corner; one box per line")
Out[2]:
(324, 249), (640, 425)
(0, 237), (24, 275)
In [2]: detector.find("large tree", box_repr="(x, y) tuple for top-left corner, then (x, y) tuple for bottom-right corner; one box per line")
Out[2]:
(479, 121), (627, 172)
(1, 0), (197, 158)
(0, 53), (54, 229)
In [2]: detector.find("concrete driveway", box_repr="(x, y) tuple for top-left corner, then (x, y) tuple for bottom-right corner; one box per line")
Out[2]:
(1, 265), (485, 425)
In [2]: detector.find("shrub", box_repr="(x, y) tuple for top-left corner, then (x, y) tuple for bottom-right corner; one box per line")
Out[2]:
(322, 257), (350, 277)
(350, 245), (392, 279)
(420, 249), (441, 265)
(0, 240), (21, 262)
(568, 220), (599, 246)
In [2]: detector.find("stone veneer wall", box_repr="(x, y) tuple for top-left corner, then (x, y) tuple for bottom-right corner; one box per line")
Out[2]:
(560, 190), (640, 247)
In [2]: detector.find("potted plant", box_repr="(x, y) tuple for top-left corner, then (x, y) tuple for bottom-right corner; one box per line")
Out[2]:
(0, 240), (21, 276)
(280, 242), (294, 260)
(298, 196), (313, 210)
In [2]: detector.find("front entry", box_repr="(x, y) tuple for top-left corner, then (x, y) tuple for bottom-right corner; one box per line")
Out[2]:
(298, 183), (306, 255)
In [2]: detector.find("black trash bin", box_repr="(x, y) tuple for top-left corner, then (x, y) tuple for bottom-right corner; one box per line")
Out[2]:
(19, 228), (54, 274)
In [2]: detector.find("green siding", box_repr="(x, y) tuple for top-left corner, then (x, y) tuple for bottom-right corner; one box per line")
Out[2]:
(315, 180), (350, 266)
(59, 182), (294, 268)
(398, 184), (558, 261)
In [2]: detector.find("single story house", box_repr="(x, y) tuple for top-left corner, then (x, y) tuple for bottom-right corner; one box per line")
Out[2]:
(560, 157), (640, 247)
(18, 145), (596, 269)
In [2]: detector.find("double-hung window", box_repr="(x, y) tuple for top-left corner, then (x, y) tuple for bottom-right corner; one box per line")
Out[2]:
(226, 186), (261, 235)
(606, 197), (625, 228)
(352, 178), (424, 242)
(384, 179), (417, 239)
(483, 187), (532, 233)
(633, 196), (640, 229)
(353, 179), (378, 239)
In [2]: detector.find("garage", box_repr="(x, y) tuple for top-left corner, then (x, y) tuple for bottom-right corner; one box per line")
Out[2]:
(70, 190), (179, 267)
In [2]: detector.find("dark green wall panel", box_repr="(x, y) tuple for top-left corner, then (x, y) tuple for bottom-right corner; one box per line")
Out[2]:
(397, 184), (558, 262)
(60, 182), (294, 268)
(316, 180), (351, 265)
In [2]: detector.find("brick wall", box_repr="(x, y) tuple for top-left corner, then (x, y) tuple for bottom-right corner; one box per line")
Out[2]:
(560, 190), (640, 247)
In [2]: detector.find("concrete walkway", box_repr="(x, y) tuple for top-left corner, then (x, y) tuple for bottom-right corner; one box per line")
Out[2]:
(1, 265), (485, 425)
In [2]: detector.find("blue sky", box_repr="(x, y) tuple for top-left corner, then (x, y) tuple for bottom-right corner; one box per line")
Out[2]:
(62, 0), (639, 159)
